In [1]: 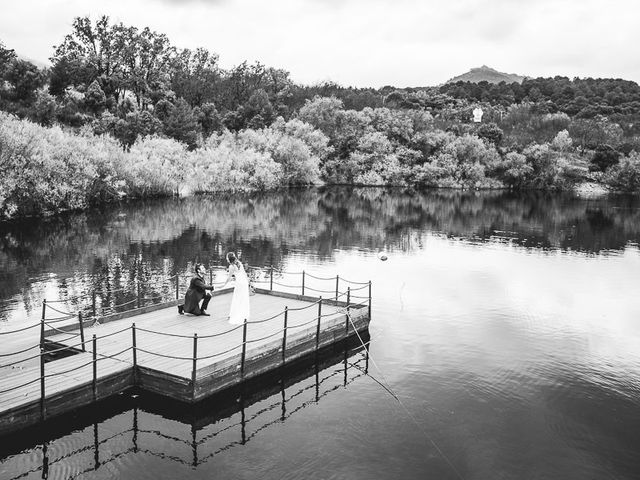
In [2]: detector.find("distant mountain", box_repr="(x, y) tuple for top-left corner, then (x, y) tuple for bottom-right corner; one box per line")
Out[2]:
(16, 51), (49, 69)
(446, 65), (526, 84)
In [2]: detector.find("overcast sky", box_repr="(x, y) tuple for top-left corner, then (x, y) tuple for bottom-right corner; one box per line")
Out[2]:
(2, 0), (639, 88)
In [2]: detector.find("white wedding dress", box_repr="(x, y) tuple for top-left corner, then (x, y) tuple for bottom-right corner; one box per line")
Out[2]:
(228, 262), (250, 325)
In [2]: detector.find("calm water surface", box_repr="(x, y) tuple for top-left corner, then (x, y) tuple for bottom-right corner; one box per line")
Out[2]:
(1, 188), (640, 479)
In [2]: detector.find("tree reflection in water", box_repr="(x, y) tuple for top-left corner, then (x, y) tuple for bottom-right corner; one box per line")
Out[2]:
(1, 187), (639, 323)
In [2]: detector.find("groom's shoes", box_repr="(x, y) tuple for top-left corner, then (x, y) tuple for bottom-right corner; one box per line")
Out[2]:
(200, 310), (210, 316)
(177, 305), (184, 315)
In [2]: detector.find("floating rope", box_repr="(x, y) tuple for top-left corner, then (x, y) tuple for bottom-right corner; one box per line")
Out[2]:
(344, 310), (466, 480)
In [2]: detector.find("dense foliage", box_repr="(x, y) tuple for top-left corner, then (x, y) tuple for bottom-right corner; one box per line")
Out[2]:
(1, 16), (640, 220)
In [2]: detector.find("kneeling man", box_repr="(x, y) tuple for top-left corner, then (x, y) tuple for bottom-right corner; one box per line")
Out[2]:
(178, 264), (214, 316)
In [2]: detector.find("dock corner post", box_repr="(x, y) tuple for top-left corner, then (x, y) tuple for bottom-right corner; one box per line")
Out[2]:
(345, 287), (351, 335)
(335, 275), (339, 301)
(92, 335), (97, 400)
(191, 333), (198, 399)
(282, 307), (288, 365)
(368, 281), (372, 318)
(79, 312), (86, 352)
(270, 266), (274, 291)
(316, 297), (322, 351)
(39, 343), (46, 421)
(241, 320), (248, 378)
(132, 323), (137, 384)
(176, 275), (179, 300)
(301, 271), (305, 296)
(40, 299), (46, 345)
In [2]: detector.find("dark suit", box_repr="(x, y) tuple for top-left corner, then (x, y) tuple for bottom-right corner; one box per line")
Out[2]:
(183, 276), (214, 315)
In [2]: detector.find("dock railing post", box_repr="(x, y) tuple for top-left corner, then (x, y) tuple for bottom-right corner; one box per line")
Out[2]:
(191, 333), (198, 399)
(282, 307), (288, 365)
(131, 323), (138, 372)
(301, 271), (305, 296)
(176, 275), (179, 300)
(270, 266), (274, 291)
(92, 291), (96, 319)
(137, 278), (141, 309)
(92, 335), (97, 400)
(40, 300), (46, 421)
(345, 287), (351, 335)
(368, 281), (372, 318)
(210, 269), (213, 285)
(40, 300), (46, 345)
(335, 276), (339, 301)
(241, 320), (248, 378)
(316, 297), (322, 351)
(79, 312), (86, 352)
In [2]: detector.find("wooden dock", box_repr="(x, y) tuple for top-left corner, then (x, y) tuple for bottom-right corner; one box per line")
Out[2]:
(0, 271), (371, 437)
(0, 337), (369, 479)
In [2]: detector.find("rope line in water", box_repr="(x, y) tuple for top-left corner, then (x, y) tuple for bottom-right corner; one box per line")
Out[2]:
(345, 310), (466, 480)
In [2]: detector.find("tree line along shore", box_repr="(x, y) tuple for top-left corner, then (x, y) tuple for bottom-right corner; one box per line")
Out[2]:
(1, 16), (640, 220)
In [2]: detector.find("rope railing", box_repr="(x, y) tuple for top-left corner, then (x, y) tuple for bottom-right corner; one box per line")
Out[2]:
(0, 376), (42, 395)
(98, 346), (133, 361)
(195, 344), (243, 361)
(344, 283), (370, 291)
(135, 347), (193, 361)
(0, 343), (40, 357)
(0, 352), (42, 369)
(285, 299), (322, 312)
(270, 280), (301, 289)
(44, 304), (75, 317)
(42, 314), (77, 323)
(244, 310), (284, 325)
(303, 272), (336, 281)
(245, 329), (284, 344)
(90, 325), (134, 340)
(302, 286), (340, 294)
(336, 277), (371, 285)
(196, 323), (245, 338)
(286, 316), (322, 330)
(0, 322), (41, 335)
(133, 326), (196, 339)
(43, 359), (95, 379)
(42, 323), (81, 337)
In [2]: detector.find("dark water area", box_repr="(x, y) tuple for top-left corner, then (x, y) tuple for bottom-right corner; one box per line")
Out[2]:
(1, 187), (640, 479)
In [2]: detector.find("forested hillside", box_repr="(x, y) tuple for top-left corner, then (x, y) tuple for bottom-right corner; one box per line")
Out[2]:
(1, 15), (640, 220)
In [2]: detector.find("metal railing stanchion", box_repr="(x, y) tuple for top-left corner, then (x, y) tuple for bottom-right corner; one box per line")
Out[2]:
(282, 307), (288, 365)
(316, 297), (322, 351)
(92, 335), (97, 400)
(192, 333), (198, 398)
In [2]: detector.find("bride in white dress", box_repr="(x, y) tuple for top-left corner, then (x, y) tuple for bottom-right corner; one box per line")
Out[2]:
(222, 252), (250, 325)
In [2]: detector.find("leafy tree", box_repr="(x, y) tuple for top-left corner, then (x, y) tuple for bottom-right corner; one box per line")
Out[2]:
(0, 40), (17, 76)
(475, 122), (503, 146)
(84, 79), (107, 114)
(604, 151), (640, 192)
(3, 59), (45, 102)
(589, 144), (620, 172)
(162, 98), (201, 149)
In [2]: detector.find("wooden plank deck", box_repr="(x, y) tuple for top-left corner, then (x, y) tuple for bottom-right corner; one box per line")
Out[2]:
(0, 288), (370, 436)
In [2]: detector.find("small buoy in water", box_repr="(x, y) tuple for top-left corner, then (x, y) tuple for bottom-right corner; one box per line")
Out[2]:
(377, 252), (388, 261)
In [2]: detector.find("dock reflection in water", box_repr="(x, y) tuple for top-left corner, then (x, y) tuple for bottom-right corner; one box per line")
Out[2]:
(0, 336), (369, 480)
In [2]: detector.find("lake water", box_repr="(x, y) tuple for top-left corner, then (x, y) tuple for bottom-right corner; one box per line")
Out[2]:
(1, 187), (640, 479)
